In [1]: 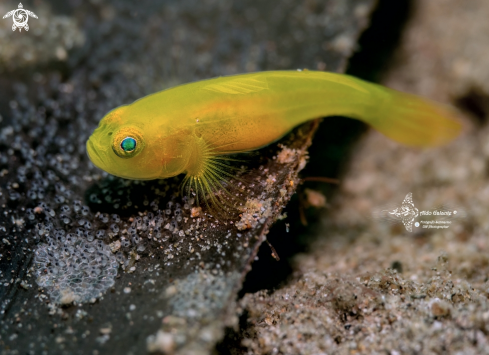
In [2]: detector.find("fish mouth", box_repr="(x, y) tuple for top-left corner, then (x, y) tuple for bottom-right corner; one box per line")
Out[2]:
(86, 138), (106, 170)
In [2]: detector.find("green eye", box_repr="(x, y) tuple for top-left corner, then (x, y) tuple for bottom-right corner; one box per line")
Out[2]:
(112, 127), (144, 159)
(120, 137), (136, 152)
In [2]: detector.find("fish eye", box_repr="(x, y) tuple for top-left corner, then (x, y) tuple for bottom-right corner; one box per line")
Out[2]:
(120, 137), (136, 152)
(111, 126), (144, 158)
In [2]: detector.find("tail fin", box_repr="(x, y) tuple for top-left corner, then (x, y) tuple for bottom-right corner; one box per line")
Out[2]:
(368, 88), (462, 147)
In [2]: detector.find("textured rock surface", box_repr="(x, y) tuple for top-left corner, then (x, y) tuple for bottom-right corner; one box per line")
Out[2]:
(236, 1), (489, 354)
(0, 0), (375, 354)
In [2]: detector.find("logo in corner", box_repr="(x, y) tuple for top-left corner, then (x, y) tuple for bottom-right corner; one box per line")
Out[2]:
(3, 3), (38, 32)
(387, 193), (419, 232)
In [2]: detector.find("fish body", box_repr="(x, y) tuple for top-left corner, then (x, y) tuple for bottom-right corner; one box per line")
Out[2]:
(87, 70), (461, 204)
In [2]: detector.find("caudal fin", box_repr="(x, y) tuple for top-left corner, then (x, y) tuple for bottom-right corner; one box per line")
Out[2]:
(369, 89), (462, 147)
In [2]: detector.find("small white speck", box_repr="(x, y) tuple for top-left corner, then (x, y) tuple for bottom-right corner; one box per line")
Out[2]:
(123, 287), (131, 294)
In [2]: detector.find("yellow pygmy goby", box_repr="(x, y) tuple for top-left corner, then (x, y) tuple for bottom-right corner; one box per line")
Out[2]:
(87, 70), (461, 204)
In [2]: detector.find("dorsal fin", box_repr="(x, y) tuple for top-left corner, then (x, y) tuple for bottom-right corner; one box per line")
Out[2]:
(203, 76), (269, 95)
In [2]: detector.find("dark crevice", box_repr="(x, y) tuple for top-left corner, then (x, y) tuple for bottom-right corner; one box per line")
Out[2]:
(214, 310), (250, 355)
(454, 87), (489, 126)
(346, 0), (413, 82)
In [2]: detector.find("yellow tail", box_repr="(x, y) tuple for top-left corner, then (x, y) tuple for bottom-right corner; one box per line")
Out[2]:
(366, 87), (462, 147)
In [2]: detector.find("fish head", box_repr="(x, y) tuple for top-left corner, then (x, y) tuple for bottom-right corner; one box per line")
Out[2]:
(87, 105), (166, 180)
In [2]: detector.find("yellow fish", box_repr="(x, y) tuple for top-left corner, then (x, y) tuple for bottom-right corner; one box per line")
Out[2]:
(86, 70), (461, 208)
